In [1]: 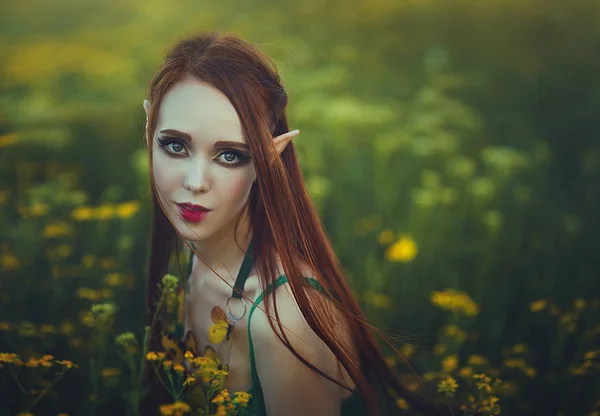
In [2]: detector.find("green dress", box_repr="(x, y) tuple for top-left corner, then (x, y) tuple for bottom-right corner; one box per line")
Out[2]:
(243, 275), (367, 416)
(184, 244), (367, 415)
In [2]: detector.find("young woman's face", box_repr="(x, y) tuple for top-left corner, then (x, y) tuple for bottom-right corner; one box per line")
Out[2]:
(149, 77), (256, 242)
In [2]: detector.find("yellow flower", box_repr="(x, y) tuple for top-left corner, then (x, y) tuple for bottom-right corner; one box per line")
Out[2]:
(400, 344), (416, 359)
(0, 133), (17, 148)
(437, 375), (458, 397)
(72, 206), (95, 221)
(430, 289), (479, 316)
(467, 354), (488, 366)
(0, 353), (20, 363)
(172, 401), (191, 412)
(101, 367), (122, 378)
(173, 363), (185, 374)
(146, 352), (159, 361)
(574, 298), (586, 310)
(474, 373), (493, 394)
(115, 201), (140, 219)
(0, 252), (20, 270)
(441, 354), (459, 373)
(183, 376), (196, 386)
(433, 344), (446, 355)
(42, 222), (73, 239)
(385, 235), (418, 262)
(458, 366), (473, 378)
(529, 299), (547, 312)
(96, 204), (116, 220)
(377, 229), (395, 245)
(395, 398), (409, 410)
(25, 358), (39, 367)
(184, 351), (194, 360)
(81, 255), (95, 268)
(56, 360), (76, 369)
(104, 273), (124, 286)
(479, 395), (500, 414)
(444, 325), (467, 342)
(163, 360), (173, 370)
(233, 391), (251, 407)
(0, 190), (8, 205)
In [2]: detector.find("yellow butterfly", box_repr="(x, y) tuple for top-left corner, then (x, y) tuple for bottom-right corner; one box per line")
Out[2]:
(208, 306), (230, 344)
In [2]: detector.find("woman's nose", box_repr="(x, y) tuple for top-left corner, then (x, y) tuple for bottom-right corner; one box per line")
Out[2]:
(182, 160), (209, 193)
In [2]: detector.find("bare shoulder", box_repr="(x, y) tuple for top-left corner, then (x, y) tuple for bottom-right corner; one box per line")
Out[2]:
(249, 259), (357, 413)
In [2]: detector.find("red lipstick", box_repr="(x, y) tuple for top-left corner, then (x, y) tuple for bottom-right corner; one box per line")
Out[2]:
(177, 203), (211, 223)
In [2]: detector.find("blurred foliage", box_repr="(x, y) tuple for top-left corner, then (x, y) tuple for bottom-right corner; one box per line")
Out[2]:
(1, 0), (600, 414)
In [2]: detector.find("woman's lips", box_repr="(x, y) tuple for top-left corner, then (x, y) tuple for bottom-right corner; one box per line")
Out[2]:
(176, 203), (211, 223)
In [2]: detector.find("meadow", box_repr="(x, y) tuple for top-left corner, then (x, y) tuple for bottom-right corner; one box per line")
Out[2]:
(1, 0), (599, 414)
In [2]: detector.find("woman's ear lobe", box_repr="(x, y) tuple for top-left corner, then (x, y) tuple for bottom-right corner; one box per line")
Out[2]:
(273, 129), (300, 155)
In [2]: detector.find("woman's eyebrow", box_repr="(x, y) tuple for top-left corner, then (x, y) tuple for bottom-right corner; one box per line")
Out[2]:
(159, 129), (192, 143)
(214, 140), (249, 151)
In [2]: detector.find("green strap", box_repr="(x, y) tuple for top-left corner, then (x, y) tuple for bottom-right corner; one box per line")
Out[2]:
(247, 276), (326, 391)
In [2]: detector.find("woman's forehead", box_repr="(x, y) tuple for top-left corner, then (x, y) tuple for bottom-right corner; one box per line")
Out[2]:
(156, 79), (243, 142)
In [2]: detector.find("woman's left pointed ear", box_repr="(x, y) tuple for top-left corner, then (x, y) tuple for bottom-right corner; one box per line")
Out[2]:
(273, 129), (300, 155)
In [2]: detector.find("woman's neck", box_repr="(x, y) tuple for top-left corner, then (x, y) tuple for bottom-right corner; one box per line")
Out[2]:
(187, 213), (253, 285)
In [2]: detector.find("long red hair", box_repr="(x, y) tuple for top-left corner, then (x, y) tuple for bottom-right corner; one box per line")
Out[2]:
(143, 31), (449, 416)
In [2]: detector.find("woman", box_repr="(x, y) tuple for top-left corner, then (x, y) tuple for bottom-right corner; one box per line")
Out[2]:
(142, 31), (448, 416)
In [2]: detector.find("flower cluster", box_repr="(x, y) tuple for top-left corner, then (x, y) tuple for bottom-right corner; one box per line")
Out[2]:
(430, 288), (479, 316)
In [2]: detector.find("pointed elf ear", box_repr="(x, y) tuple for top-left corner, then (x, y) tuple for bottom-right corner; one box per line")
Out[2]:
(272, 129), (300, 155)
(143, 99), (151, 145)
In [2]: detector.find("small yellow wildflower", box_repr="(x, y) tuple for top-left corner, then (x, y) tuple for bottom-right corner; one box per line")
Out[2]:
(574, 298), (586, 310)
(104, 273), (124, 286)
(0, 353), (20, 363)
(184, 350), (194, 360)
(115, 201), (141, 219)
(72, 206), (96, 221)
(0, 133), (17, 148)
(162, 360), (173, 370)
(479, 395), (501, 415)
(95, 204), (115, 220)
(529, 299), (546, 312)
(441, 354), (459, 373)
(430, 289), (479, 316)
(377, 229), (395, 245)
(101, 367), (122, 378)
(233, 391), (251, 407)
(385, 235), (418, 262)
(395, 398), (409, 410)
(146, 352), (159, 361)
(173, 363), (185, 374)
(433, 344), (446, 355)
(183, 376), (196, 386)
(0, 252), (20, 270)
(42, 222), (73, 239)
(437, 375), (458, 397)
(56, 360), (76, 369)
(458, 366), (473, 378)
(467, 354), (488, 366)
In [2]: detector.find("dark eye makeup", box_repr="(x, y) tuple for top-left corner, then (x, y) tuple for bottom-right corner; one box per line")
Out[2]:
(156, 136), (251, 167)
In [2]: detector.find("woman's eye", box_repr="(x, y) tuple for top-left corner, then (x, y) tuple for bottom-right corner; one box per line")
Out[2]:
(216, 150), (250, 166)
(157, 138), (188, 156)
(220, 151), (238, 163)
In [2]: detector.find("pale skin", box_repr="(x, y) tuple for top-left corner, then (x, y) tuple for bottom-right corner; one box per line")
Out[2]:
(144, 76), (356, 415)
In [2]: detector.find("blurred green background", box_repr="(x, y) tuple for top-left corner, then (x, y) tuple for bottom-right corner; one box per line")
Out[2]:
(1, 0), (599, 414)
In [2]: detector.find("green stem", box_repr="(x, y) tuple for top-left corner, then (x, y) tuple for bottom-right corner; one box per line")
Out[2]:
(28, 369), (67, 410)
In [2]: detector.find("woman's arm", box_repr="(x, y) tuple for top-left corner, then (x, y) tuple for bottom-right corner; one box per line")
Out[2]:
(250, 284), (355, 416)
